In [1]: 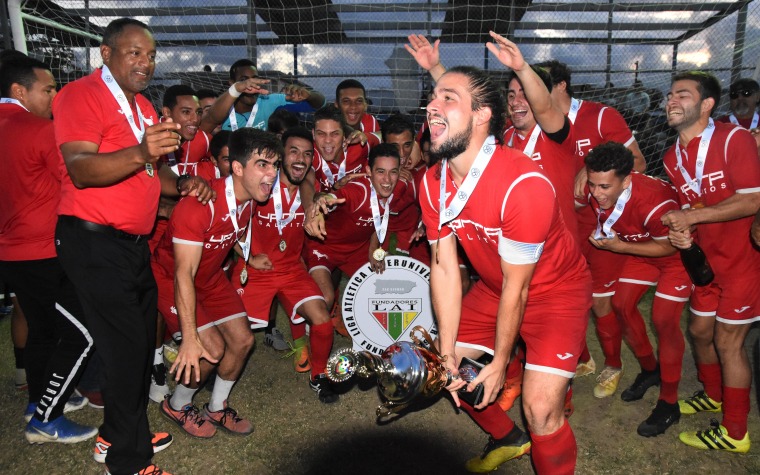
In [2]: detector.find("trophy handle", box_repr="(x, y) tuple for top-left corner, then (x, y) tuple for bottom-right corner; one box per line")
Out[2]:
(409, 325), (446, 363)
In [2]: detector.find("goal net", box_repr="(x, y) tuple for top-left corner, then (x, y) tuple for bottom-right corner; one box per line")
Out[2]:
(5, 0), (760, 176)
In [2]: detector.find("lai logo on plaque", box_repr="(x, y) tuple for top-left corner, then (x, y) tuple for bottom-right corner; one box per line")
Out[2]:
(341, 255), (436, 355)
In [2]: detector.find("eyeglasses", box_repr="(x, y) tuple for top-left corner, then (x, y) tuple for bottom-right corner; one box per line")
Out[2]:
(730, 90), (757, 99)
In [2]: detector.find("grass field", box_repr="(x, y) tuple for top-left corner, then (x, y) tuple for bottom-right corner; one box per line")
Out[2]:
(1, 289), (760, 474)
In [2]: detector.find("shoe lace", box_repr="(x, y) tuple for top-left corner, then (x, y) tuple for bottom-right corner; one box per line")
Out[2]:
(688, 390), (708, 402)
(179, 405), (207, 427)
(283, 340), (306, 359)
(481, 437), (498, 458)
(214, 406), (244, 425)
(138, 465), (164, 475)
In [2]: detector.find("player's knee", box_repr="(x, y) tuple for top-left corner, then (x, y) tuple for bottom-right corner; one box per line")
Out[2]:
(523, 399), (564, 436)
(687, 319), (713, 344)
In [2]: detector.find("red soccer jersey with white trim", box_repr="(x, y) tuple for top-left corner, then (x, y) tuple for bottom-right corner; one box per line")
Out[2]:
(717, 114), (756, 130)
(586, 172), (682, 268)
(151, 178), (253, 287)
(310, 176), (400, 253)
(504, 124), (579, 241)
(250, 178), (306, 269)
(311, 142), (371, 192)
(663, 121), (760, 280)
(420, 145), (588, 298)
(572, 100), (635, 173)
(54, 69), (161, 235)
(359, 113), (380, 133)
(0, 105), (60, 261)
(162, 130), (212, 177)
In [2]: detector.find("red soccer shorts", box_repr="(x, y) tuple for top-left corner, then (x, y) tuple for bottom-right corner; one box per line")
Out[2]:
(690, 276), (760, 324)
(231, 259), (325, 329)
(155, 269), (247, 340)
(582, 239), (627, 297)
(455, 279), (590, 378)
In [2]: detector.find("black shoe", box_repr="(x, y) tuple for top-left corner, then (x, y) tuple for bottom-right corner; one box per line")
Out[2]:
(637, 399), (680, 437)
(620, 366), (660, 402)
(310, 374), (339, 404)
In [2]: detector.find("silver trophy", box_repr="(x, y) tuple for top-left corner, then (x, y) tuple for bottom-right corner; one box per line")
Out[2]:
(326, 325), (452, 417)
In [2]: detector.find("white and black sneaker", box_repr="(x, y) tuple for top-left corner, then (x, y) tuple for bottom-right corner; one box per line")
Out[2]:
(309, 374), (339, 404)
(149, 363), (171, 403)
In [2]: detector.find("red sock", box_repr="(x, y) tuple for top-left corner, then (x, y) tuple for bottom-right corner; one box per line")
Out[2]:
(290, 319), (306, 341)
(458, 399), (514, 440)
(531, 421), (576, 475)
(652, 295), (685, 401)
(697, 363), (722, 402)
(595, 311), (622, 368)
(637, 354), (658, 373)
(579, 341), (591, 364)
(308, 321), (334, 377)
(722, 386), (750, 439)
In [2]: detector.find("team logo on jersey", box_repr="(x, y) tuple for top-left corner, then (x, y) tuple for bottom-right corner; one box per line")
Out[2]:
(341, 256), (436, 355)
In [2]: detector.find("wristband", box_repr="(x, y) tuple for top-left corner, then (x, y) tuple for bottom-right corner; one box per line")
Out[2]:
(176, 173), (192, 193)
(228, 84), (242, 98)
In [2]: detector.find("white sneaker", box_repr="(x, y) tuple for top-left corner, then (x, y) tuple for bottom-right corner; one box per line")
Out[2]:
(149, 363), (171, 403)
(263, 328), (289, 351)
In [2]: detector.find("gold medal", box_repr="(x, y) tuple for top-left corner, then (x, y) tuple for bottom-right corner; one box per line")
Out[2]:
(240, 267), (248, 285)
(279, 239), (287, 252)
(372, 248), (386, 261)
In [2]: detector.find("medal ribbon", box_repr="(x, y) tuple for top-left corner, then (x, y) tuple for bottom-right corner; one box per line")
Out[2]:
(228, 102), (260, 131)
(224, 175), (252, 262)
(272, 173), (301, 237)
(729, 112), (759, 130)
(101, 65), (145, 143)
(370, 184), (393, 244)
(674, 118), (714, 197)
(594, 181), (633, 239)
(167, 141), (190, 176)
(568, 98), (582, 124)
(318, 149), (348, 187)
(507, 125), (541, 159)
(438, 136), (497, 231)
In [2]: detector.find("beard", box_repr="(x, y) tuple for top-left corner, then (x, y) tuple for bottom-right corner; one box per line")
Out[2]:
(282, 164), (305, 186)
(428, 120), (472, 166)
(668, 103), (701, 131)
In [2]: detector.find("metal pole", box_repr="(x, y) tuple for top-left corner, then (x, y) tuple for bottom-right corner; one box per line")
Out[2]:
(672, 43), (678, 73)
(247, 3), (257, 66)
(1, 0), (12, 50)
(293, 44), (298, 79)
(731, 1), (749, 85)
(606, 0), (613, 87)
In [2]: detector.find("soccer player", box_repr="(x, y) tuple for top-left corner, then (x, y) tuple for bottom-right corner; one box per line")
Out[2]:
(381, 114), (429, 262)
(310, 104), (377, 192)
(411, 31), (591, 474)
(161, 84), (215, 181)
(202, 58), (324, 132)
(54, 18), (213, 475)
(335, 79), (380, 133)
(583, 142), (690, 437)
(231, 126), (339, 403)
(536, 59), (648, 383)
(306, 143), (406, 317)
(0, 55), (97, 444)
(661, 71), (760, 453)
(153, 128), (281, 437)
(209, 130), (232, 178)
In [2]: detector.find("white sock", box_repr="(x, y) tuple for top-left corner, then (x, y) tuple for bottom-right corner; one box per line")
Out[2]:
(154, 346), (164, 365)
(170, 384), (196, 410)
(208, 376), (235, 412)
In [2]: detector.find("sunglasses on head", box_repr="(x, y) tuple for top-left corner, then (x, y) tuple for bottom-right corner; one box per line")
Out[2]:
(730, 89), (757, 99)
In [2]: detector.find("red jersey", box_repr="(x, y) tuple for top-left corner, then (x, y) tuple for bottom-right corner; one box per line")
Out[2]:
(54, 69), (160, 235)
(663, 121), (760, 280)
(571, 100), (635, 173)
(311, 142), (371, 192)
(151, 178), (253, 287)
(420, 144), (588, 298)
(162, 130), (214, 180)
(250, 177), (306, 269)
(311, 176), (400, 253)
(717, 113), (759, 130)
(388, 165), (426, 234)
(586, 173), (682, 268)
(358, 113), (380, 133)
(0, 104), (60, 261)
(504, 124), (579, 240)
